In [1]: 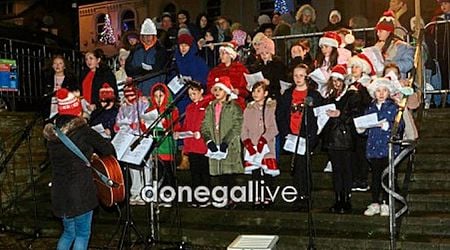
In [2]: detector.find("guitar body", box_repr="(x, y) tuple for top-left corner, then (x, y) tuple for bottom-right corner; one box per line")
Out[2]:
(91, 155), (125, 207)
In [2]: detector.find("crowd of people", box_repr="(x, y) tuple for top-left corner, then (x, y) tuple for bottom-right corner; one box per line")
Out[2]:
(40, 0), (450, 248)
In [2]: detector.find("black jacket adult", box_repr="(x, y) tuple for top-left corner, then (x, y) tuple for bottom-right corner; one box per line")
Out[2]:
(43, 116), (115, 218)
(322, 87), (360, 151)
(276, 86), (323, 149)
(79, 65), (118, 105)
(248, 57), (287, 100)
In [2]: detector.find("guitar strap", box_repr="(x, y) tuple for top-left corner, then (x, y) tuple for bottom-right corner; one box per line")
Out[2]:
(54, 125), (116, 188)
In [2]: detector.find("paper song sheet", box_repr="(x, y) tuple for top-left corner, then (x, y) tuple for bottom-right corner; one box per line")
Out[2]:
(205, 146), (228, 160)
(244, 144), (270, 165)
(91, 123), (110, 139)
(279, 80), (293, 95)
(353, 113), (382, 129)
(283, 134), (306, 155)
(111, 131), (153, 165)
(313, 103), (336, 135)
(244, 71), (265, 90)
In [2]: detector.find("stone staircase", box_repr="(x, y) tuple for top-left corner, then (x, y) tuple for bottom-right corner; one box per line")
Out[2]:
(2, 109), (450, 249)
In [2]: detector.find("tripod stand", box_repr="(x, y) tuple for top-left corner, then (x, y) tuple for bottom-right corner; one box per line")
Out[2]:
(0, 114), (42, 247)
(117, 163), (146, 249)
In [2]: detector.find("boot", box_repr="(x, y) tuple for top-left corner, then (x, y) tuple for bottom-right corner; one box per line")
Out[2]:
(329, 192), (343, 213)
(177, 153), (190, 170)
(342, 192), (352, 213)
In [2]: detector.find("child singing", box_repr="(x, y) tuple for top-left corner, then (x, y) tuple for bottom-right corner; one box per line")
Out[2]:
(241, 81), (279, 208)
(89, 83), (119, 139)
(201, 76), (243, 209)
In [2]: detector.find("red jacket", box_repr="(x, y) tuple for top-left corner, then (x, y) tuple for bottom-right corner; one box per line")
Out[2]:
(206, 62), (249, 110)
(181, 97), (211, 154)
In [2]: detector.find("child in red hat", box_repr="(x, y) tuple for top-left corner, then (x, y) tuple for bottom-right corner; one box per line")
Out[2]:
(89, 83), (119, 139)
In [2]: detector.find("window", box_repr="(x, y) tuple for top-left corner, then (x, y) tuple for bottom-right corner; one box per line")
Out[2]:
(0, 1), (13, 16)
(121, 10), (135, 32)
(207, 0), (221, 19)
(96, 14), (106, 42)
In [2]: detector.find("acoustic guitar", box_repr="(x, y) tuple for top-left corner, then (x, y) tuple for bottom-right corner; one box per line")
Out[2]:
(91, 154), (125, 207)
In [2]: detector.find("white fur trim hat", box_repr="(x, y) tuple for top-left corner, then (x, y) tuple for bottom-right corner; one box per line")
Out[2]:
(319, 31), (341, 48)
(140, 18), (157, 35)
(330, 64), (347, 81)
(219, 41), (238, 60)
(213, 76), (238, 100)
(367, 77), (395, 98)
(348, 53), (376, 76)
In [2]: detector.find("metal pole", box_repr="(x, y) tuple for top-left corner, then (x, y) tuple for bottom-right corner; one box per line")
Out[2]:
(388, 141), (396, 250)
(414, 0), (423, 100)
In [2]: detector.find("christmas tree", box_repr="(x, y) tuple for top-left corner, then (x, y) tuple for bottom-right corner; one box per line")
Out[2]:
(274, 0), (289, 14)
(100, 14), (116, 45)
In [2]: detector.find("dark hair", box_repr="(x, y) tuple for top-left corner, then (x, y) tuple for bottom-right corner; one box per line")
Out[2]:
(195, 12), (209, 28)
(383, 62), (401, 78)
(177, 10), (191, 24)
(48, 54), (73, 74)
(152, 84), (165, 94)
(293, 63), (310, 74)
(252, 81), (269, 134)
(188, 81), (203, 91)
(326, 76), (344, 98)
(316, 46), (338, 71)
(380, 32), (395, 56)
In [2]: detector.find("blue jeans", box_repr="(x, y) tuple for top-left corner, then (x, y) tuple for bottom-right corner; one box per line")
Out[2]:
(57, 210), (93, 250)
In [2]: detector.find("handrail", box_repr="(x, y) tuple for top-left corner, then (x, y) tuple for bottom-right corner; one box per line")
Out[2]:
(271, 27), (377, 41)
(424, 19), (450, 30)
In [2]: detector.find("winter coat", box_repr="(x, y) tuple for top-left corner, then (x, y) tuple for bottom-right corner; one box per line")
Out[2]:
(206, 61), (249, 110)
(201, 99), (243, 176)
(241, 98), (279, 175)
(80, 66), (118, 105)
(383, 40), (414, 78)
(276, 86), (323, 149)
(182, 97), (211, 154)
(125, 42), (168, 96)
(365, 99), (403, 159)
(248, 58), (287, 101)
(173, 43), (209, 115)
(145, 83), (180, 161)
(322, 86), (360, 151)
(114, 97), (149, 135)
(43, 116), (115, 218)
(426, 14), (450, 89)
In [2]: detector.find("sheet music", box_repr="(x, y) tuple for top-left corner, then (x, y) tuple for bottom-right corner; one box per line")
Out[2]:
(353, 113), (383, 129)
(91, 123), (110, 139)
(244, 144), (270, 165)
(178, 131), (194, 139)
(244, 71), (265, 90)
(168, 75), (192, 95)
(120, 136), (153, 165)
(279, 80), (293, 95)
(283, 134), (306, 155)
(111, 131), (135, 160)
(313, 104), (336, 135)
(141, 63), (153, 71)
(362, 46), (385, 75)
(111, 131), (154, 165)
(205, 146), (228, 160)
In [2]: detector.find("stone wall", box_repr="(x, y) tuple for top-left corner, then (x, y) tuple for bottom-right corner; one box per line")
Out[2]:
(0, 112), (46, 209)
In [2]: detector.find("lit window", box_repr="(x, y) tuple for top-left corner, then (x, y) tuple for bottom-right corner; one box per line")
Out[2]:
(96, 14), (106, 42)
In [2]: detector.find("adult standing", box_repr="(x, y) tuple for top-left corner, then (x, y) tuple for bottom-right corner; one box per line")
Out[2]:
(125, 18), (168, 96)
(79, 49), (117, 111)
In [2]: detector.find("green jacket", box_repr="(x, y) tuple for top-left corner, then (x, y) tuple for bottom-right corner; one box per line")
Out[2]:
(201, 100), (243, 176)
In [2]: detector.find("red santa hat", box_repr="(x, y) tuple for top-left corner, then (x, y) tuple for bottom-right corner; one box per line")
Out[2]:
(124, 85), (138, 102)
(258, 36), (275, 55)
(319, 31), (342, 48)
(213, 76), (238, 99)
(57, 88), (82, 116)
(99, 83), (115, 101)
(177, 33), (194, 47)
(330, 64), (347, 80)
(348, 53), (376, 76)
(219, 41), (239, 60)
(376, 10), (396, 33)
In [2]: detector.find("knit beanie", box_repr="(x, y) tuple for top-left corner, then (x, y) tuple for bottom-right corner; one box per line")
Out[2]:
(140, 18), (157, 35)
(178, 33), (194, 46)
(258, 36), (275, 55)
(124, 85), (138, 102)
(376, 10), (396, 33)
(99, 83), (115, 101)
(57, 88), (82, 116)
(329, 10), (342, 23)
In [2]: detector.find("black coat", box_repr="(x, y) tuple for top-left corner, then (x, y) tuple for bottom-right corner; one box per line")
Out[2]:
(276, 86), (323, 149)
(80, 66), (118, 106)
(43, 116), (115, 218)
(248, 58), (287, 101)
(322, 88), (360, 151)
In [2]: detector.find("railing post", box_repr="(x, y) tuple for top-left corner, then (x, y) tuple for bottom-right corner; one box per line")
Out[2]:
(388, 141), (396, 250)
